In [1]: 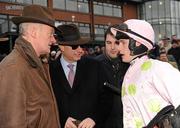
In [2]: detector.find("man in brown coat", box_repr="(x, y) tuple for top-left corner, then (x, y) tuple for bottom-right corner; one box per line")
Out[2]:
(0, 5), (61, 128)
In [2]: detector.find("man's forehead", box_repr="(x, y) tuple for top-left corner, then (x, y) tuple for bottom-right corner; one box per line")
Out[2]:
(119, 39), (129, 42)
(106, 34), (117, 40)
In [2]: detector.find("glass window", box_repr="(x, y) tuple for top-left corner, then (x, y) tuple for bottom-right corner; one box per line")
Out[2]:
(145, 2), (152, 20)
(159, 0), (165, 18)
(176, 25), (180, 38)
(94, 2), (103, 15)
(33, 0), (47, 6)
(103, 3), (112, 16)
(174, 1), (179, 24)
(0, 15), (7, 19)
(166, 24), (171, 38)
(0, 15), (8, 34)
(139, 4), (145, 19)
(9, 16), (17, 32)
(79, 23), (90, 37)
(53, 0), (65, 9)
(152, 1), (158, 19)
(142, 0), (180, 41)
(113, 5), (122, 17)
(95, 25), (105, 41)
(55, 21), (64, 27)
(170, 1), (176, 18)
(165, 0), (170, 18)
(95, 25), (104, 35)
(66, 0), (77, 12)
(171, 24), (177, 37)
(16, 0), (32, 4)
(152, 24), (160, 41)
(179, 2), (180, 23)
(159, 23), (166, 37)
(78, 1), (89, 13)
(93, 1), (122, 17)
(55, 21), (90, 37)
(0, 15), (17, 33)
(0, 0), (16, 2)
(171, 18), (176, 24)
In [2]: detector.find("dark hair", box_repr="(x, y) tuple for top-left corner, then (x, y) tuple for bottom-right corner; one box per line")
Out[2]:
(104, 24), (118, 40)
(171, 39), (178, 44)
(104, 24), (129, 41)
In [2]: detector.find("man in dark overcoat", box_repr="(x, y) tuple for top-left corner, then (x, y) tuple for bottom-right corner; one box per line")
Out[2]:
(49, 24), (113, 128)
(96, 24), (129, 128)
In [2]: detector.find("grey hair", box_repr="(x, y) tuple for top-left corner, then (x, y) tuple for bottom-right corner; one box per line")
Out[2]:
(19, 23), (43, 36)
(19, 23), (29, 35)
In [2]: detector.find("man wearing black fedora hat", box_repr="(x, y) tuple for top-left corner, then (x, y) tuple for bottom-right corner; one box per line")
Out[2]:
(0, 5), (61, 128)
(49, 24), (113, 128)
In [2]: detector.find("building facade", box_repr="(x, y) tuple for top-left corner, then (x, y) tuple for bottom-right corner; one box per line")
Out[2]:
(0, 0), (139, 54)
(139, 0), (180, 42)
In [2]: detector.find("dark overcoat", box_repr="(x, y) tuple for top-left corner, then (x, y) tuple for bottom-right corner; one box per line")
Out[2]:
(96, 54), (129, 128)
(49, 56), (113, 128)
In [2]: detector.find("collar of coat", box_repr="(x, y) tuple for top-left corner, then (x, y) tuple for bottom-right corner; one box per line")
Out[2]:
(14, 36), (48, 68)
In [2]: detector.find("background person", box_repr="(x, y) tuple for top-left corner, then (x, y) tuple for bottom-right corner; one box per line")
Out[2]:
(159, 51), (178, 69)
(167, 39), (180, 70)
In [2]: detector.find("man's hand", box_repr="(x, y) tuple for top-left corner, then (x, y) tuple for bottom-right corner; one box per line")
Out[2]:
(64, 117), (77, 128)
(78, 118), (95, 128)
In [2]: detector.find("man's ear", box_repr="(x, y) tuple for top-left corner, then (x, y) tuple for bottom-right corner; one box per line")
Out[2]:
(59, 45), (64, 52)
(31, 25), (38, 39)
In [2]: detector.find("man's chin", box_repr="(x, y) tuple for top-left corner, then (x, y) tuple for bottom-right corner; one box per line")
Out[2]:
(75, 56), (81, 61)
(109, 53), (118, 58)
(122, 57), (130, 63)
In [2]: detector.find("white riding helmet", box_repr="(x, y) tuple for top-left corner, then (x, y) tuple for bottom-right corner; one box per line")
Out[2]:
(111, 19), (155, 50)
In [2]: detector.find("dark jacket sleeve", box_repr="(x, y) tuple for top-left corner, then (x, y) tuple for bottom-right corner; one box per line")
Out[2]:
(95, 60), (113, 127)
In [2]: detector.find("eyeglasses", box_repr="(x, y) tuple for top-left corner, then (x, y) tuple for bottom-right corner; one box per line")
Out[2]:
(69, 45), (86, 50)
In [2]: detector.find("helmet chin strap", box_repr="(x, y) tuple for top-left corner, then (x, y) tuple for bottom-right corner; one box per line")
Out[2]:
(128, 38), (148, 56)
(130, 52), (148, 64)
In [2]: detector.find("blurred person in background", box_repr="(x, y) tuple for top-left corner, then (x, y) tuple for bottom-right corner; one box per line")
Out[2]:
(88, 47), (96, 57)
(158, 36), (171, 52)
(171, 34), (177, 40)
(96, 24), (129, 128)
(94, 45), (102, 56)
(167, 39), (180, 70)
(159, 51), (178, 69)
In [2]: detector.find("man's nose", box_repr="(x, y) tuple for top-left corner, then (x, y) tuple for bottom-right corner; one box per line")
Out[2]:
(51, 35), (56, 44)
(111, 43), (115, 49)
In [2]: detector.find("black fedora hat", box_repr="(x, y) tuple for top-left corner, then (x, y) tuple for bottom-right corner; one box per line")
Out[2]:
(55, 24), (90, 45)
(11, 4), (56, 29)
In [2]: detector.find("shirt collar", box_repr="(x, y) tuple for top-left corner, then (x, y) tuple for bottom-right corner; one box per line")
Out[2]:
(60, 55), (77, 68)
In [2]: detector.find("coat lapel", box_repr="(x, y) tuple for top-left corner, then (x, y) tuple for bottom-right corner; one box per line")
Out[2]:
(53, 58), (73, 94)
(51, 58), (84, 94)
(71, 60), (83, 91)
